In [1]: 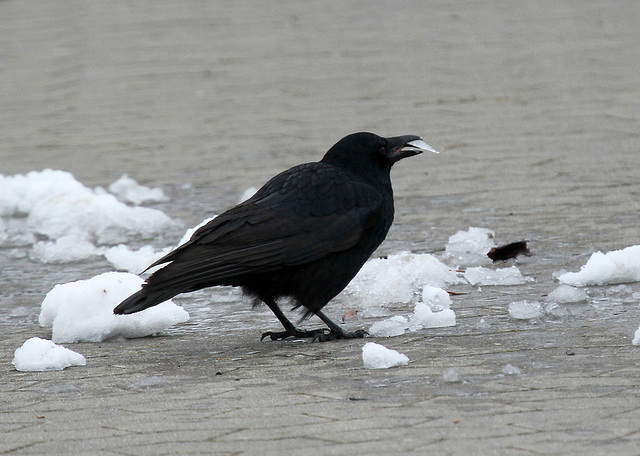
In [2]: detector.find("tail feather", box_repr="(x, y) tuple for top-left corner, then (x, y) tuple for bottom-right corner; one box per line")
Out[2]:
(113, 287), (177, 315)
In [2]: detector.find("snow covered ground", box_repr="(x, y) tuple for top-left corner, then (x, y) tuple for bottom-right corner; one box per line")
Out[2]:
(3, 169), (640, 371)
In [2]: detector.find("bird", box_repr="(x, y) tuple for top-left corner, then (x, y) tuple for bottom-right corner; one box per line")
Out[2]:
(114, 132), (438, 341)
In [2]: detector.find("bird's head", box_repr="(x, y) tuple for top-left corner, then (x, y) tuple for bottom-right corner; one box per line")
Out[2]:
(321, 132), (438, 176)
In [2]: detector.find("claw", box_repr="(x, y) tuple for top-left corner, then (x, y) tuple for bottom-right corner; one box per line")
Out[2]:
(312, 329), (368, 343)
(261, 328), (328, 341)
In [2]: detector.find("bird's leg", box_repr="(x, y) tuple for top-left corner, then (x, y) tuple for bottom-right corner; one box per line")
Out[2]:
(312, 310), (368, 342)
(260, 298), (328, 341)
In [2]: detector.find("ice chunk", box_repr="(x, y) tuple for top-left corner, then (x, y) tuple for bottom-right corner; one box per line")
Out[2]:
(508, 300), (543, 319)
(108, 174), (168, 205)
(557, 245), (640, 286)
(464, 265), (531, 286)
(12, 337), (86, 372)
(633, 326), (640, 346)
(501, 364), (522, 375)
(408, 302), (456, 330)
(421, 286), (452, 311)
(546, 285), (589, 304)
(30, 234), (104, 264)
(441, 367), (461, 383)
(344, 252), (464, 307)
(368, 316), (408, 337)
(39, 271), (189, 343)
(443, 227), (495, 267)
(362, 342), (409, 369)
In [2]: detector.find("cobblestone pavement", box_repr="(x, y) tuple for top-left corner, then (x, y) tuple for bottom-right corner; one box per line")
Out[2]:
(2, 1), (640, 454)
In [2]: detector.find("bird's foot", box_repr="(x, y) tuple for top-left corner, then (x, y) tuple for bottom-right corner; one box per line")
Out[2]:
(261, 328), (328, 341)
(312, 329), (368, 343)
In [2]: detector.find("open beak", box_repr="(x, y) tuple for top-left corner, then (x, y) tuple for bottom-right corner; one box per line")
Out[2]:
(386, 135), (440, 164)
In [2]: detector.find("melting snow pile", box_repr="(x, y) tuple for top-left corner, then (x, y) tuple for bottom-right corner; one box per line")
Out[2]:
(39, 271), (188, 343)
(12, 337), (86, 372)
(362, 342), (409, 369)
(558, 245), (640, 287)
(0, 170), (175, 263)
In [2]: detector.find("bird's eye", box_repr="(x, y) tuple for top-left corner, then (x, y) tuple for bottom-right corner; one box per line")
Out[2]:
(378, 146), (386, 156)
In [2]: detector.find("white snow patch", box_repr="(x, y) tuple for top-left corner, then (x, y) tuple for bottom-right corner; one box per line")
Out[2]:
(546, 285), (589, 304)
(39, 271), (189, 343)
(12, 337), (86, 372)
(0, 170), (176, 263)
(557, 245), (640, 286)
(108, 174), (168, 205)
(508, 300), (543, 320)
(362, 342), (409, 369)
(464, 265), (531, 286)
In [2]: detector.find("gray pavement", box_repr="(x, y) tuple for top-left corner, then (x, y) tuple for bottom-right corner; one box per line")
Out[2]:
(2, 1), (640, 454)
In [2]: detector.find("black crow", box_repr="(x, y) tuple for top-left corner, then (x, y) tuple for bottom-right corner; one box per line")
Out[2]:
(114, 132), (438, 341)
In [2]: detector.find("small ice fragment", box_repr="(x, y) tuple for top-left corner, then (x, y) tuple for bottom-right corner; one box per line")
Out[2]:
(108, 174), (168, 205)
(464, 265), (531, 286)
(406, 139), (439, 154)
(501, 364), (522, 375)
(633, 326), (640, 346)
(368, 316), (408, 337)
(441, 367), (461, 383)
(508, 301), (543, 319)
(546, 285), (589, 304)
(557, 245), (640, 286)
(407, 303), (456, 330)
(362, 342), (409, 369)
(12, 337), (86, 372)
